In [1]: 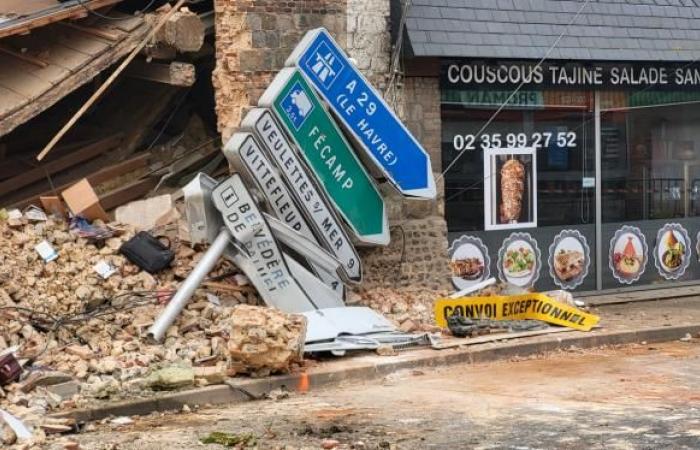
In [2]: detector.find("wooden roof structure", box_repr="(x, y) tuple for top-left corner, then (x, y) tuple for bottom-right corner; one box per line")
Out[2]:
(0, 0), (126, 39)
(0, 13), (149, 138)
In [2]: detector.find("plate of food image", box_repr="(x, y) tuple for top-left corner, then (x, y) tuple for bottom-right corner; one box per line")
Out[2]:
(609, 226), (647, 285)
(554, 248), (585, 282)
(450, 257), (485, 280)
(548, 230), (590, 290)
(659, 230), (686, 272)
(503, 245), (535, 278)
(449, 236), (491, 289)
(613, 237), (641, 278)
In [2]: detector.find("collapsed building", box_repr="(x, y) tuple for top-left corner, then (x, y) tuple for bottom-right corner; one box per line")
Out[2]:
(0, 3), (452, 445)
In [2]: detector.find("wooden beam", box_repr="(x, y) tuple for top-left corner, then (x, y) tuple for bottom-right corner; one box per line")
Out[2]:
(0, 0), (125, 40)
(125, 60), (196, 87)
(0, 134), (122, 197)
(58, 22), (122, 42)
(36, 0), (187, 161)
(12, 152), (150, 208)
(0, 45), (49, 68)
(144, 8), (205, 52)
(100, 176), (159, 211)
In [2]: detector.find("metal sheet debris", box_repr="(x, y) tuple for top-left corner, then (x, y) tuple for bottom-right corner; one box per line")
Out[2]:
(303, 306), (395, 343)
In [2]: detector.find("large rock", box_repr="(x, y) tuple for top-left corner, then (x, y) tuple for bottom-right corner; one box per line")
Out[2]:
(225, 305), (306, 376)
(147, 366), (194, 391)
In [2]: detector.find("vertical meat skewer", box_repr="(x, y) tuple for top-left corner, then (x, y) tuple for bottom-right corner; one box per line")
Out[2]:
(500, 158), (525, 223)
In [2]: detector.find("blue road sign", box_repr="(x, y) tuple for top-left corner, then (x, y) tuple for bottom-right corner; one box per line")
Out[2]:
(287, 28), (437, 199)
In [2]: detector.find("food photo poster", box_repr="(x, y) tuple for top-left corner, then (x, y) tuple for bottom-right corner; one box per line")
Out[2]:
(484, 147), (537, 231)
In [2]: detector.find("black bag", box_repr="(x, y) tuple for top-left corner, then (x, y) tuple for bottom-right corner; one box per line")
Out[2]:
(119, 231), (175, 274)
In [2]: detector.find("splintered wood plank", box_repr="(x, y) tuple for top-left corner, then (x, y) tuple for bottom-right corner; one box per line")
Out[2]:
(0, 61), (53, 99)
(0, 20), (149, 138)
(100, 177), (159, 211)
(7, 30), (92, 72)
(0, 0), (57, 17)
(10, 152), (151, 209)
(0, 134), (123, 197)
(0, 53), (69, 87)
(0, 45), (49, 67)
(35, 42), (91, 72)
(0, 84), (27, 116)
(0, 0), (124, 39)
(112, 16), (144, 33)
(58, 22), (124, 42)
(53, 26), (111, 56)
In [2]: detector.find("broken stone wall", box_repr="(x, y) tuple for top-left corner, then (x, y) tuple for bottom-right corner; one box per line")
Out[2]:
(213, 0), (347, 141)
(213, 0), (450, 291)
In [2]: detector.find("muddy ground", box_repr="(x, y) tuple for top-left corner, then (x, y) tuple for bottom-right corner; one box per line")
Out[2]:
(48, 339), (700, 450)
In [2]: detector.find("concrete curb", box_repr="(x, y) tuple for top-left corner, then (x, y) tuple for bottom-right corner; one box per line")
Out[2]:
(52, 323), (700, 423)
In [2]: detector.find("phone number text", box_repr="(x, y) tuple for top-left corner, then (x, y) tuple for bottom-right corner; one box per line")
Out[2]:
(452, 132), (577, 151)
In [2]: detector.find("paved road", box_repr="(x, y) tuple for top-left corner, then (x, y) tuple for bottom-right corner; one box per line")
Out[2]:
(62, 340), (700, 450)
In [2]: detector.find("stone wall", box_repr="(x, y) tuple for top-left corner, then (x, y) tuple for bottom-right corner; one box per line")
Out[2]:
(346, 0), (391, 90)
(357, 75), (451, 291)
(213, 0), (347, 141)
(212, 0), (451, 291)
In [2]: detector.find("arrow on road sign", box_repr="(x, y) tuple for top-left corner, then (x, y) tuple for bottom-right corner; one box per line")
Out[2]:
(287, 28), (436, 199)
(259, 68), (389, 246)
(240, 108), (363, 283)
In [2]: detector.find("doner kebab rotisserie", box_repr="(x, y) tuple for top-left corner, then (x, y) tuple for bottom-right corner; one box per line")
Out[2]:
(500, 158), (525, 223)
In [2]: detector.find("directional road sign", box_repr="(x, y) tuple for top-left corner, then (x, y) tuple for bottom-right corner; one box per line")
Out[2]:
(240, 108), (362, 282)
(211, 174), (317, 313)
(259, 68), (389, 246)
(287, 28), (436, 199)
(223, 132), (344, 302)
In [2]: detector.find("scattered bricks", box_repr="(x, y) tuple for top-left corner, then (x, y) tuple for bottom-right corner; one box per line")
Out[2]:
(376, 344), (397, 356)
(65, 345), (94, 360)
(193, 365), (228, 386)
(322, 438), (341, 449)
(45, 381), (80, 401)
(2, 423), (16, 446)
(226, 305), (306, 376)
(147, 366), (195, 391)
(20, 371), (73, 393)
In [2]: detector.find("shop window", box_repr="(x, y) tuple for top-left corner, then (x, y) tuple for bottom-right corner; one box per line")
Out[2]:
(601, 96), (700, 223)
(442, 92), (597, 292)
(442, 95), (595, 232)
(600, 93), (700, 289)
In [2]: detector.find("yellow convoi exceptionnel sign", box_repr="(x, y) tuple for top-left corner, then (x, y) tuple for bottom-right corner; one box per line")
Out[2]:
(434, 293), (600, 332)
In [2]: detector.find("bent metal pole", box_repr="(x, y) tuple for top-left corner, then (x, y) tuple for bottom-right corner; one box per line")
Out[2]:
(147, 229), (231, 342)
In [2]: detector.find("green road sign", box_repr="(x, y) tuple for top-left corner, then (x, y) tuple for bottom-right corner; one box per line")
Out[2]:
(258, 68), (389, 246)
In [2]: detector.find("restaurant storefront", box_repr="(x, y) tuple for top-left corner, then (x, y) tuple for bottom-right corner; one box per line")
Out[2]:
(440, 60), (700, 293)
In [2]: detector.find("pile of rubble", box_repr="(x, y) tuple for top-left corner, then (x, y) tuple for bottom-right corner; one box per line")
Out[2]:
(0, 215), (306, 447)
(352, 287), (447, 333)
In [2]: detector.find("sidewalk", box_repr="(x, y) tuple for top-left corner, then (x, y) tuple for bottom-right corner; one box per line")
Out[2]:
(53, 296), (700, 422)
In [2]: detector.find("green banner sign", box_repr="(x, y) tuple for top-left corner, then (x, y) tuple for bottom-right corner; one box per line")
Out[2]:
(259, 68), (388, 245)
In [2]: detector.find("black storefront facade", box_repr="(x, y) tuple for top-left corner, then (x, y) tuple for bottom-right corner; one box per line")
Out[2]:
(397, 0), (700, 294)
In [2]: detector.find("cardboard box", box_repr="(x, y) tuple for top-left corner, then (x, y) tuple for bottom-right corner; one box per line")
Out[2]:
(61, 179), (109, 222)
(40, 196), (67, 217)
